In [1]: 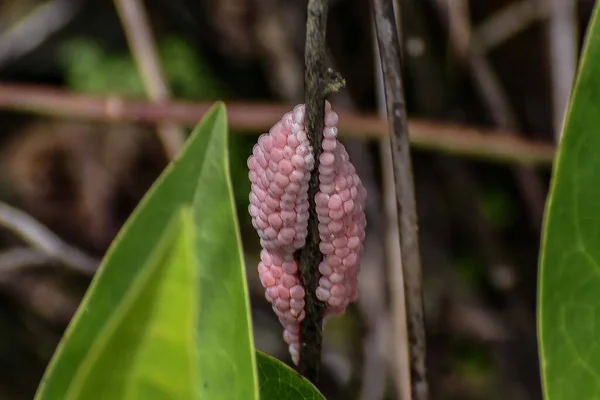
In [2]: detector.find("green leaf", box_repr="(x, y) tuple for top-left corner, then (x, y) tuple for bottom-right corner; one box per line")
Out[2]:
(538, 4), (600, 400)
(35, 103), (258, 399)
(64, 207), (199, 399)
(190, 104), (258, 399)
(256, 351), (325, 400)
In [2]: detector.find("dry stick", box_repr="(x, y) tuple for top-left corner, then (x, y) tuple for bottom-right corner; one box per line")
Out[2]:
(0, 83), (556, 166)
(474, 0), (548, 53)
(0, 0), (84, 68)
(372, 14), (412, 400)
(295, 0), (329, 382)
(372, 0), (429, 400)
(113, 0), (185, 159)
(0, 202), (98, 275)
(437, 0), (547, 231)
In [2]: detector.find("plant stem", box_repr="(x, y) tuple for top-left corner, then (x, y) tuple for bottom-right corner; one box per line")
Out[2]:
(371, 1), (429, 399)
(113, 0), (185, 159)
(0, 202), (98, 274)
(295, 0), (329, 383)
(0, 83), (556, 166)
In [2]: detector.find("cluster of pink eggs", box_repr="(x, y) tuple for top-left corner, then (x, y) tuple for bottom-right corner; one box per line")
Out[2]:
(247, 101), (366, 365)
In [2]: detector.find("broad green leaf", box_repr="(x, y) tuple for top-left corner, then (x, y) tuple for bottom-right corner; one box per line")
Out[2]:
(538, 3), (600, 400)
(190, 104), (258, 399)
(256, 351), (325, 400)
(35, 103), (238, 399)
(65, 207), (199, 400)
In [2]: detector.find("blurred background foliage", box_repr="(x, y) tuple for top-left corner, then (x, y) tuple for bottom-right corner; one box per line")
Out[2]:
(0, 0), (589, 399)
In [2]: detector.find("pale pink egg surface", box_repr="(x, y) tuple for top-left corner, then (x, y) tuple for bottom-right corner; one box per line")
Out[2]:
(248, 101), (367, 365)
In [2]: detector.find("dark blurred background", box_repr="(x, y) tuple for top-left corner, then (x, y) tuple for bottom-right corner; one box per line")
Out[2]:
(0, 0), (590, 399)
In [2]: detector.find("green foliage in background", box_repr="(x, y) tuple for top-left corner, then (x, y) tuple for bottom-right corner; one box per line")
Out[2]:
(480, 185), (514, 229)
(58, 36), (223, 100)
(538, 3), (600, 400)
(58, 35), (252, 208)
(34, 104), (324, 399)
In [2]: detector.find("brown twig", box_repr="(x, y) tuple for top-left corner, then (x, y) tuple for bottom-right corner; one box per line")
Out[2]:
(372, 11), (411, 399)
(474, 0), (549, 53)
(295, 0), (329, 382)
(0, 202), (98, 275)
(372, 0), (429, 399)
(434, 0), (547, 231)
(0, 0), (85, 68)
(0, 83), (555, 166)
(113, 0), (185, 159)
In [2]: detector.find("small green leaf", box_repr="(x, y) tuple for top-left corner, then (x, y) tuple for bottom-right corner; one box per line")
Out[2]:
(256, 351), (325, 400)
(191, 105), (258, 399)
(35, 103), (232, 399)
(538, 3), (600, 400)
(64, 207), (199, 399)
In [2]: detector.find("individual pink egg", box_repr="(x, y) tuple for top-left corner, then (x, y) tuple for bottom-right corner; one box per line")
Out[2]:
(343, 253), (358, 267)
(320, 182), (335, 194)
(285, 182), (301, 194)
(279, 228), (296, 242)
(324, 111), (338, 126)
(282, 261), (297, 274)
(274, 173), (290, 188)
(276, 298), (291, 311)
(260, 272), (276, 287)
(278, 285), (291, 299)
(278, 159), (294, 175)
(319, 164), (335, 176)
(327, 255), (342, 267)
(328, 220), (344, 233)
(329, 208), (345, 220)
(322, 138), (336, 151)
(335, 247), (350, 258)
(290, 299), (305, 311)
(316, 287), (330, 301)
(272, 132), (287, 149)
(328, 194), (343, 209)
(323, 126), (337, 138)
(329, 272), (344, 284)
(271, 146), (285, 162)
(319, 242), (335, 255)
(289, 169), (305, 183)
(267, 213), (283, 229)
(287, 134), (300, 148)
(320, 152), (335, 166)
(319, 276), (333, 289)
(319, 262), (333, 275)
(328, 296), (343, 307)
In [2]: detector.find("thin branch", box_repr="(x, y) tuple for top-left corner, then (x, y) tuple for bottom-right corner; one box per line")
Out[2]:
(113, 0), (185, 159)
(295, 0), (330, 382)
(372, 12), (411, 400)
(0, 247), (63, 274)
(0, 0), (85, 69)
(0, 83), (556, 166)
(372, 1), (429, 400)
(252, 0), (304, 103)
(434, 0), (547, 231)
(0, 202), (98, 275)
(474, 0), (548, 53)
